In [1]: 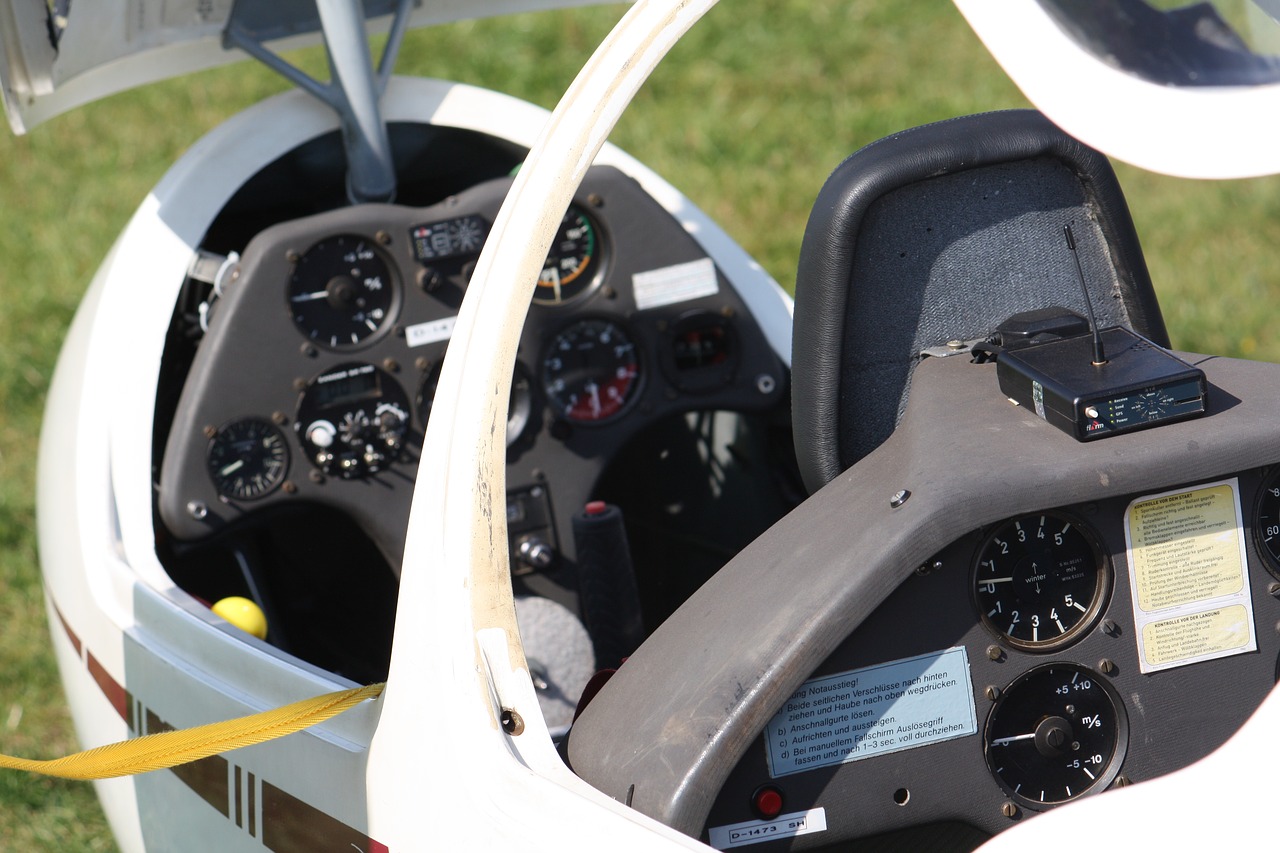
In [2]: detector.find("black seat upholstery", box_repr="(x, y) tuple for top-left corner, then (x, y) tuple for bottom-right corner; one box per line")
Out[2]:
(791, 109), (1169, 492)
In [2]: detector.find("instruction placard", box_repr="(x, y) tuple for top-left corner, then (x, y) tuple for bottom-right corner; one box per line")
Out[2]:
(1123, 478), (1256, 673)
(764, 647), (976, 778)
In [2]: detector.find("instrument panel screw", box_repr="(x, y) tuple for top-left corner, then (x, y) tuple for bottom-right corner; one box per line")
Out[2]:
(293, 378), (307, 392)
(186, 501), (208, 521)
(756, 374), (777, 395)
(587, 193), (604, 207)
(1001, 802), (1019, 819)
(1269, 582), (1280, 598)
(300, 343), (318, 358)
(720, 305), (736, 318)
(889, 489), (911, 508)
(282, 481), (297, 495)
(500, 709), (525, 736)
(286, 250), (300, 263)
(415, 357), (430, 372)
(986, 645), (1005, 662)
(1101, 619), (1121, 637)
(984, 686), (1001, 702)
(203, 425), (218, 439)
(1114, 775), (1131, 788)
(1098, 658), (1116, 675)
(947, 339), (965, 350)
(376, 230), (391, 245)
(271, 411), (287, 425)
(309, 469), (325, 484)
(382, 358), (400, 373)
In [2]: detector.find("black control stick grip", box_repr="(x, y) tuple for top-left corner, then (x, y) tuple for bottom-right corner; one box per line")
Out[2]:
(572, 501), (645, 670)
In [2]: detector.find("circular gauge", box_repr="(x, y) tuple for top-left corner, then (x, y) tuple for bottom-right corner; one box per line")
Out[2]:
(542, 319), (640, 424)
(418, 359), (534, 448)
(296, 363), (412, 479)
(288, 235), (397, 349)
(206, 418), (290, 500)
(533, 206), (604, 305)
(972, 513), (1110, 652)
(1254, 468), (1280, 580)
(985, 663), (1128, 809)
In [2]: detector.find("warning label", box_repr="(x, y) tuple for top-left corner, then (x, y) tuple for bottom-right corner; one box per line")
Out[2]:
(1124, 478), (1256, 673)
(764, 647), (976, 777)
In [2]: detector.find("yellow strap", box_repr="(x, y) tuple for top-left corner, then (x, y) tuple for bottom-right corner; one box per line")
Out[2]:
(0, 683), (384, 781)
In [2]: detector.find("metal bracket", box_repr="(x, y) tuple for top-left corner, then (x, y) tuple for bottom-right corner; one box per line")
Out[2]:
(223, 0), (414, 203)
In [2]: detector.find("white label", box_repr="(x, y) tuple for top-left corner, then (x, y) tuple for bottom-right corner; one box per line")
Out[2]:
(633, 258), (719, 311)
(764, 647), (976, 777)
(1123, 478), (1257, 673)
(405, 316), (457, 348)
(708, 808), (826, 849)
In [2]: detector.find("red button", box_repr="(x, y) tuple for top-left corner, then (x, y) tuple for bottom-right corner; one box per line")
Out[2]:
(752, 786), (784, 818)
(584, 500), (608, 516)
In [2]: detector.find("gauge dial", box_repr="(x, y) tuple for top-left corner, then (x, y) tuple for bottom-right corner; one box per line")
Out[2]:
(296, 363), (411, 479)
(973, 513), (1110, 652)
(206, 418), (290, 500)
(985, 663), (1128, 809)
(542, 319), (640, 423)
(418, 359), (534, 447)
(288, 235), (396, 349)
(534, 206), (603, 305)
(1253, 468), (1280, 579)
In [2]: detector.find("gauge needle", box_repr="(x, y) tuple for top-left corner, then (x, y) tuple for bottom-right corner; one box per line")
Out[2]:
(587, 381), (601, 417)
(291, 290), (330, 302)
(990, 733), (1036, 746)
(543, 266), (562, 302)
(220, 459), (246, 476)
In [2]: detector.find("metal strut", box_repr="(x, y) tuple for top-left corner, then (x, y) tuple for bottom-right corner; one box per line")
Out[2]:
(223, 0), (414, 203)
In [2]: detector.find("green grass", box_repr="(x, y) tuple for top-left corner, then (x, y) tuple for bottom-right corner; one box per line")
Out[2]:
(0, 2), (1277, 848)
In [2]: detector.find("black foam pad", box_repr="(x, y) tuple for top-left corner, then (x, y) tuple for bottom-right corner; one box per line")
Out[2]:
(792, 110), (1168, 492)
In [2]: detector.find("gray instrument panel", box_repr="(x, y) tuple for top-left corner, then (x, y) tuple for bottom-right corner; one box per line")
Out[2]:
(156, 165), (786, 571)
(705, 465), (1279, 846)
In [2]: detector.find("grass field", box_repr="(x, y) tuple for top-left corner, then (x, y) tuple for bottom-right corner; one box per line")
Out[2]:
(1, 2), (1279, 849)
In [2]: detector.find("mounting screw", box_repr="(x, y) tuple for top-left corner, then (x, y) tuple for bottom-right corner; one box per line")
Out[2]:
(890, 489), (911, 508)
(282, 481), (297, 495)
(1269, 582), (1280, 598)
(756, 374), (777, 395)
(1114, 775), (1131, 788)
(203, 425), (218, 439)
(1001, 802), (1019, 819)
(947, 339), (965, 350)
(500, 708), (525, 736)
(300, 342), (318, 358)
(985, 685), (1001, 702)
(293, 378), (307, 392)
(309, 469), (325, 484)
(986, 645), (1005, 662)
(286, 250), (300, 263)
(271, 411), (287, 425)
(186, 501), (208, 521)
(1101, 619), (1121, 638)
(1098, 658), (1116, 675)
(376, 230), (392, 245)
(587, 193), (604, 207)
(383, 358), (400, 373)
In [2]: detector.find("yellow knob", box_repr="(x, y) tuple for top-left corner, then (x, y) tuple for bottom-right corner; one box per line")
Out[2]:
(212, 596), (268, 640)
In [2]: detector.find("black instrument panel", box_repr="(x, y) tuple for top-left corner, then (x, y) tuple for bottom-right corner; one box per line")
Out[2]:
(704, 464), (1280, 847)
(156, 165), (787, 574)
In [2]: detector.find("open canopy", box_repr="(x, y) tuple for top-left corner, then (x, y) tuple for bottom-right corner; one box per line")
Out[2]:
(0, 0), (610, 133)
(957, 0), (1280, 178)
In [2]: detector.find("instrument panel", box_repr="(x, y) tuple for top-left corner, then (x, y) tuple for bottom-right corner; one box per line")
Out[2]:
(704, 464), (1280, 846)
(156, 163), (787, 597)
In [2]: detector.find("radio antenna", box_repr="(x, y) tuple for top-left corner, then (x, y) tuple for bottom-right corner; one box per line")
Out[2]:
(1064, 224), (1107, 365)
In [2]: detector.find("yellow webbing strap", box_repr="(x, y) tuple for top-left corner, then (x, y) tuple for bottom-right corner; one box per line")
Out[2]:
(0, 683), (384, 780)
